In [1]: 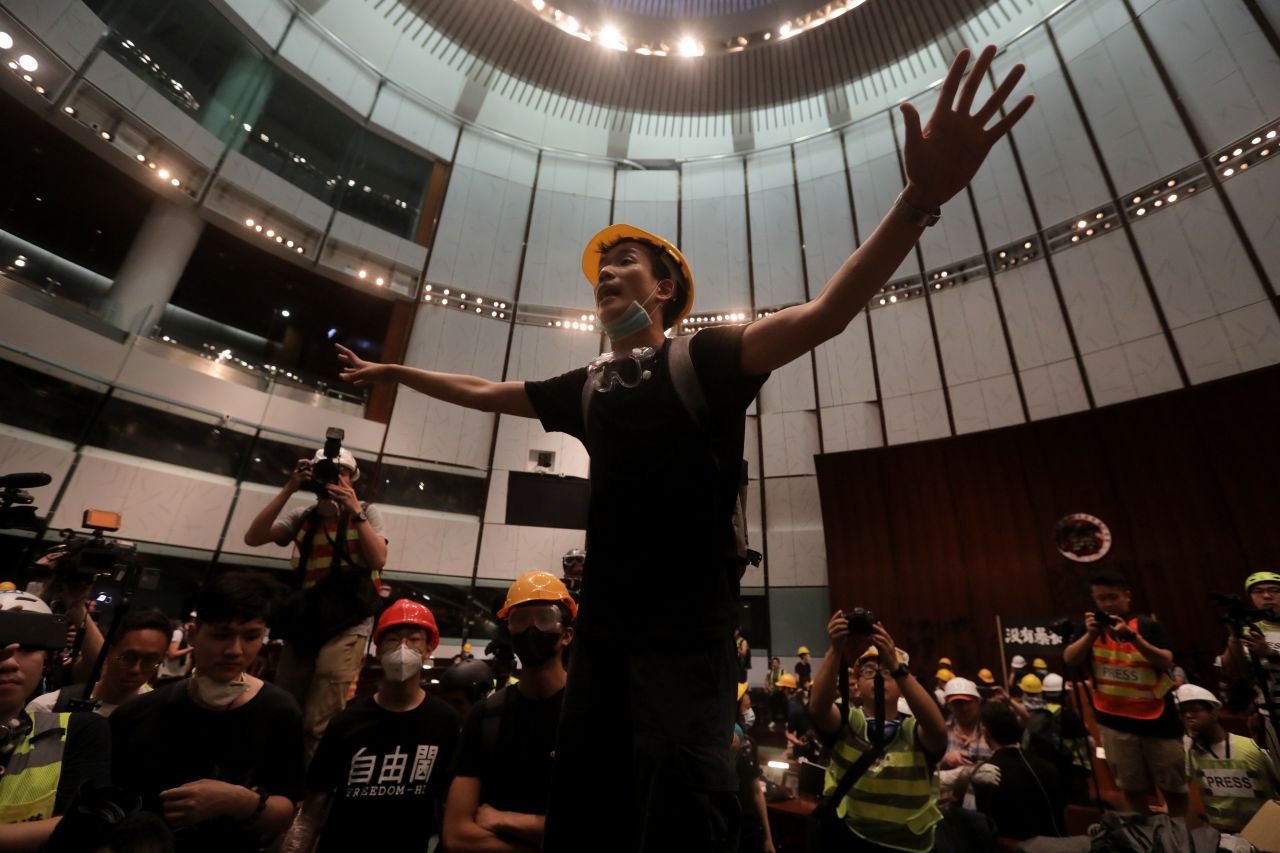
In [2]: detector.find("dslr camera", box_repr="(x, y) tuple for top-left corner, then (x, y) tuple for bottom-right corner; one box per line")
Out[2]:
(842, 607), (878, 636)
(302, 427), (347, 500)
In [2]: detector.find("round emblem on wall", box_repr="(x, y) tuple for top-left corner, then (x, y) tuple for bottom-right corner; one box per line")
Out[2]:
(1054, 513), (1112, 562)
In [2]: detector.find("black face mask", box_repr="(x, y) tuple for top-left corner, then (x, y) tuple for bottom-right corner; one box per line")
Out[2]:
(511, 628), (563, 668)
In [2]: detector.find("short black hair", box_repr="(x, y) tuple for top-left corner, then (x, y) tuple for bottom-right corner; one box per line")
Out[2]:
(1089, 570), (1129, 591)
(119, 608), (175, 640)
(194, 572), (278, 626)
(981, 700), (1024, 746)
(597, 238), (686, 329)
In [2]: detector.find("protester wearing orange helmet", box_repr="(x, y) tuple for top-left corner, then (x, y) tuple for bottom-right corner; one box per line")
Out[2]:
(283, 598), (457, 853)
(443, 571), (575, 853)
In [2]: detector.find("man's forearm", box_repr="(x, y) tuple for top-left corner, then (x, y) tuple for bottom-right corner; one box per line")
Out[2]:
(387, 365), (494, 410)
(1130, 632), (1173, 670)
(245, 487), (294, 545)
(808, 646), (845, 733)
(754, 779), (773, 845)
(353, 517), (387, 572)
(445, 821), (537, 853)
(1063, 633), (1093, 668)
(490, 810), (545, 847)
(281, 793), (328, 853)
(70, 615), (104, 683)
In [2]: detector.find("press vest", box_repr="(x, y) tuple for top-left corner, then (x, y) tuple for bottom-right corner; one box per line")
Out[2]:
(1244, 618), (1280, 716)
(1189, 733), (1274, 831)
(1091, 617), (1173, 720)
(823, 710), (942, 853)
(0, 711), (70, 823)
(291, 510), (371, 590)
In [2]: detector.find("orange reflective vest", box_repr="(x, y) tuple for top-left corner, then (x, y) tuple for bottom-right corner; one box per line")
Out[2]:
(291, 511), (371, 590)
(1090, 617), (1173, 720)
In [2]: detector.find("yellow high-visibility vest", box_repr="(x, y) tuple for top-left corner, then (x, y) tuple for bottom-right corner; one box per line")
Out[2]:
(0, 711), (70, 824)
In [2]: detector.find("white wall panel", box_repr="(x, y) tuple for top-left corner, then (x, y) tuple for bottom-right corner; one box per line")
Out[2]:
(870, 297), (943, 399)
(1054, 230), (1164, 352)
(813, 315), (877, 407)
(795, 135), (857, 296)
(520, 156), (614, 310)
(0, 426), (75, 507)
(385, 307), (507, 466)
(427, 133), (537, 298)
(746, 148), (805, 307)
(760, 411), (820, 477)
(114, 347), (268, 424)
(52, 448), (235, 550)
(219, 0), (292, 49)
(1222, 155), (1280, 286)
(612, 170), (678, 238)
(993, 31), (1110, 228)
(475, 523), (585, 580)
(844, 117), (919, 282)
(763, 476), (826, 587)
(931, 281), (1015, 385)
(5, 0), (104, 67)
(1139, 0), (1280, 150)
(681, 159), (752, 315)
(217, 150), (334, 232)
(369, 89), (459, 164)
(378, 505), (478, 577)
(819, 402), (883, 453)
(969, 131), (1038, 250)
(0, 293), (128, 382)
(757, 357), (817, 414)
(1059, 8), (1196, 193)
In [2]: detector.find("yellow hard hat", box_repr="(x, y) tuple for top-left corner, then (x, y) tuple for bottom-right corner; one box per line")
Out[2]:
(497, 570), (579, 619)
(581, 224), (695, 327)
(938, 657), (953, 667)
(1019, 673), (1043, 694)
(936, 668), (955, 682)
(1247, 571), (1280, 592)
(737, 681), (749, 701)
(776, 673), (798, 689)
(857, 646), (909, 667)
(462, 642), (472, 653)
(976, 668), (996, 684)
(798, 646), (810, 655)
(0, 581), (16, 592)
(1032, 658), (1048, 669)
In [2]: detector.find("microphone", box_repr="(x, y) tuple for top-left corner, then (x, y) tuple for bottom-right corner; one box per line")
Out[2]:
(0, 472), (53, 490)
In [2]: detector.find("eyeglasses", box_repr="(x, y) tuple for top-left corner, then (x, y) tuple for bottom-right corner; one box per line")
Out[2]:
(586, 347), (656, 393)
(1254, 586), (1280, 597)
(113, 651), (163, 670)
(507, 606), (563, 633)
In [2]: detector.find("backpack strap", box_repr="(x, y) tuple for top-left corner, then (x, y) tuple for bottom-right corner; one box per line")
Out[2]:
(480, 686), (513, 763)
(666, 334), (709, 430)
(293, 507), (319, 580)
(580, 375), (595, 439)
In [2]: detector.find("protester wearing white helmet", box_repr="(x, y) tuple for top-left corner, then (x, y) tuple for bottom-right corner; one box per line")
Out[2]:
(941, 678), (991, 769)
(242, 438), (388, 757)
(1178, 683), (1277, 831)
(0, 591), (111, 846)
(1024, 672), (1092, 799)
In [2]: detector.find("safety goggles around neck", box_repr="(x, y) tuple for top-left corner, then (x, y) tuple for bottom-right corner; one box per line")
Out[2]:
(586, 346), (657, 393)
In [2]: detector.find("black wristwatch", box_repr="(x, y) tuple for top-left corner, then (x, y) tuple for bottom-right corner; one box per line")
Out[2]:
(889, 661), (911, 680)
(353, 510), (369, 525)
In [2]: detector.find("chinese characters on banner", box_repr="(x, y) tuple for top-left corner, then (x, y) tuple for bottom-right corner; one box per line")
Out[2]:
(999, 617), (1068, 652)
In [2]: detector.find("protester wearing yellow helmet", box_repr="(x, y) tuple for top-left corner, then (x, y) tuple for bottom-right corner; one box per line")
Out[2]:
(443, 571), (575, 853)
(796, 645), (813, 690)
(933, 668), (955, 708)
(337, 46), (1034, 848)
(1222, 570), (1280, 770)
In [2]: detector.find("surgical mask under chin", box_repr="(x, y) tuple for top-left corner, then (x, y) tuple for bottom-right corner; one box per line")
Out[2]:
(511, 627), (563, 668)
(599, 287), (659, 340)
(381, 645), (424, 682)
(191, 673), (250, 710)
(741, 708), (756, 728)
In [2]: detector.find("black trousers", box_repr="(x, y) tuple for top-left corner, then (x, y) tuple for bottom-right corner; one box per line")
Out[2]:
(543, 629), (742, 853)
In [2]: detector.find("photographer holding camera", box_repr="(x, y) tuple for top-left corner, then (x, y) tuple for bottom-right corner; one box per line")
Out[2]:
(808, 610), (947, 853)
(1220, 571), (1280, 764)
(243, 434), (387, 755)
(1062, 570), (1186, 817)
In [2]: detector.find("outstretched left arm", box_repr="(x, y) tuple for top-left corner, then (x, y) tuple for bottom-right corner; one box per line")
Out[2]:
(740, 45), (1034, 376)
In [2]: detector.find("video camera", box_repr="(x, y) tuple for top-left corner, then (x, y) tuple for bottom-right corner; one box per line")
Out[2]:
(1210, 591), (1272, 634)
(37, 510), (141, 588)
(0, 471), (51, 530)
(302, 426), (346, 501)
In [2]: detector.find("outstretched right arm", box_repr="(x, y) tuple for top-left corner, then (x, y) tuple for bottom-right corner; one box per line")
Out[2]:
(336, 344), (536, 418)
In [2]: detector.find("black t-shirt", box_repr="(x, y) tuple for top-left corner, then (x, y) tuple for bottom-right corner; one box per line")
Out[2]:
(307, 694), (458, 852)
(109, 680), (305, 852)
(795, 660), (812, 685)
(524, 327), (769, 639)
(450, 686), (563, 815)
(973, 747), (1067, 840)
(1087, 615), (1182, 738)
(734, 737), (763, 833)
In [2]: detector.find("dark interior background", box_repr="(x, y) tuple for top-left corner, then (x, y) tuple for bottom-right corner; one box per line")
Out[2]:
(816, 364), (1280, 686)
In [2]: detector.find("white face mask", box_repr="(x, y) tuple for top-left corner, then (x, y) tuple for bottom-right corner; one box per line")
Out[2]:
(741, 708), (756, 728)
(190, 674), (250, 710)
(381, 646), (424, 682)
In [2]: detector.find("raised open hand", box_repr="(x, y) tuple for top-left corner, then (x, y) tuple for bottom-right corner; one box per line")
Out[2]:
(899, 45), (1034, 210)
(335, 342), (388, 386)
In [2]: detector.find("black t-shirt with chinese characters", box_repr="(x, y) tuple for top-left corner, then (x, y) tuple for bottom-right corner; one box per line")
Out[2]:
(1088, 615), (1183, 738)
(306, 694), (459, 851)
(109, 680), (305, 853)
(524, 326), (769, 640)
(450, 686), (563, 815)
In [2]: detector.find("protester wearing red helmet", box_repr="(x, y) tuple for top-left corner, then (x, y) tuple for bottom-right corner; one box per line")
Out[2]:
(283, 599), (458, 853)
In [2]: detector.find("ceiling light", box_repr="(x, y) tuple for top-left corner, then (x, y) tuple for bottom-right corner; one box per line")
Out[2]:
(265, 229), (275, 237)
(375, 277), (385, 286)
(63, 106), (76, 116)
(170, 177), (180, 187)
(532, 0), (545, 9)
(779, 23), (793, 38)
(242, 123), (252, 132)
(136, 153), (146, 162)
(679, 37), (702, 56)
(157, 168), (170, 179)
(296, 246), (304, 254)
(888, 295), (897, 303)
(274, 235), (282, 242)
(1233, 148), (1243, 156)
(1136, 207), (1146, 215)
(17, 54), (37, 72)
(564, 16), (579, 33)
(286, 239), (294, 247)
(280, 309), (291, 318)
(1167, 193), (1177, 202)
(14, 258), (26, 268)
(600, 26), (624, 49)
(254, 224), (262, 232)
(1076, 219), (1087, 229)
(0, 32), (13, 50)
(443, 288), (450, 295)
(1223, 168), (1234, 176)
